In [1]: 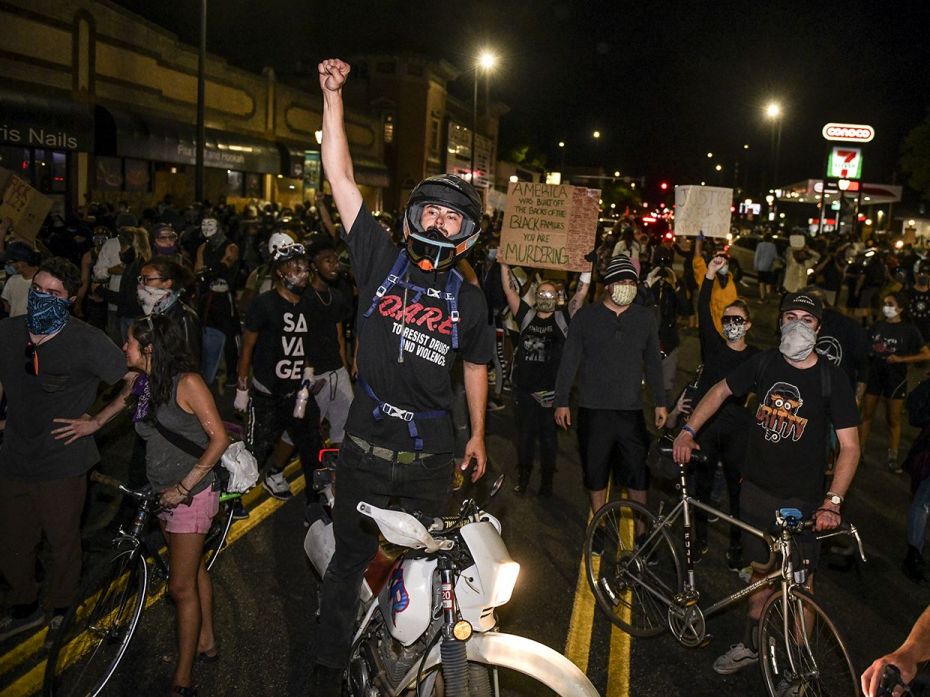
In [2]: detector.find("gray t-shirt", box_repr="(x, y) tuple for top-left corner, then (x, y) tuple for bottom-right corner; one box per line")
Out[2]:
(0, 316), (127, 480)
(134, 375), (215, 494)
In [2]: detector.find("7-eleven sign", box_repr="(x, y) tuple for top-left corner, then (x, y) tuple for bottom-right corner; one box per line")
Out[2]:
(827, 147), (863, 179)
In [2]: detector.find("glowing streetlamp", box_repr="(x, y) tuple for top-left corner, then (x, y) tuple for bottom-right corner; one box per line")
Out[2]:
(765, 100), (784, 190)
(471, 49), (497, 186)
(593, 130), (601, 139)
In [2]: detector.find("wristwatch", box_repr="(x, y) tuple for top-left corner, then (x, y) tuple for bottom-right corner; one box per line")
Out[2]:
(824, 491), (844, 506)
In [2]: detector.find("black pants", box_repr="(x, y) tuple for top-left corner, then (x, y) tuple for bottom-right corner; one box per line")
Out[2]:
(694, 407), (749, 547)
(247, 390), (321, 491)
(315, 436), (453, 669)
(513, 388), (557, 488)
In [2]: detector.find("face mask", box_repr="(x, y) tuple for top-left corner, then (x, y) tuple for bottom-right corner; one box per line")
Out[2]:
(138, 285), (178, 316)
(882, 305), (900, 319)
(202, 218), (219, 238)
(4, 264), (16, 277)
(26, 288), (72, 335)
(722, 322), (748, 342)
(486, 248), (498, 261)
(610, 284), (637, 306)
(535, 289), (557, 312)
(154, 244), (179, 256)
(718, 263), (729, 275)
(283, 270), (310, 293)
(779, 319), (818, 361)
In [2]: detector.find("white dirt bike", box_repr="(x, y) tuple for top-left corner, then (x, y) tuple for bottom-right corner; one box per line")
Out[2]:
(303, 472), (598, 696)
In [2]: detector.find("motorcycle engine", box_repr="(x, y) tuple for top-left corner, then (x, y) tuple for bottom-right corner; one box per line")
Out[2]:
(350, 613), (442, 694)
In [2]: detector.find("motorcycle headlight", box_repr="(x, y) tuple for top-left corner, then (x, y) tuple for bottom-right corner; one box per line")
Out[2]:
(487, 560), (520, 606)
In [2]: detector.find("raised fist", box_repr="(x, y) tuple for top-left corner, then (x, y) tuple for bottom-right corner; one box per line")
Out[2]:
(318, 59), (350, 92)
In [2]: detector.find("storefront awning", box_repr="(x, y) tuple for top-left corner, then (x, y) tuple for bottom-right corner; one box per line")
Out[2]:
(100, 108), (280, 173)
(353, 157), (390, 188)
(0, 89), (94, 151)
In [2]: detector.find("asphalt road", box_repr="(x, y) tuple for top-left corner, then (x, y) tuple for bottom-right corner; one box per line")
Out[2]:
(2, 282), (929, 697)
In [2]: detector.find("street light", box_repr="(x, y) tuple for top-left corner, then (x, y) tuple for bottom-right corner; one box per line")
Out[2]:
(593, 130), (601, 139)
(706, 152), (713, 158)
(471, 49), (497, 187)
(715, 164), (723, 172)
(558, 141), (566, 177)
(765, 100), (784, 191)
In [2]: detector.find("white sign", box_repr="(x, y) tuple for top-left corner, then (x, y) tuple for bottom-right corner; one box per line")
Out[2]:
(822, 123), (875, 143)
(674, 185), (732, 238)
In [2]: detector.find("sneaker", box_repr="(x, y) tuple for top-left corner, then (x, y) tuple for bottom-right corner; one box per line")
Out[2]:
(712, 642), (758, 675)
(262, 472), (292, 500)
(487, 398), (506, 412)
(888, 458), (903, 474)
(231, 500), (250, 520)
(0, 608), (44, 643)
(590, 527), (608, 556)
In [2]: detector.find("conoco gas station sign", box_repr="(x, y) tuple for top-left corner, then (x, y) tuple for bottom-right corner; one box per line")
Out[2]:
(821, 123), (875, 143)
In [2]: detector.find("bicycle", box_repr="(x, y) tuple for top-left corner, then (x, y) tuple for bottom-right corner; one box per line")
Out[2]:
(43, 471), (242, 697)
(584, 447), (867, 697)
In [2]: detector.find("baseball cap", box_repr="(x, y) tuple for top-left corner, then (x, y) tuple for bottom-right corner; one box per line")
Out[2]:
(780, 292), (823, 321)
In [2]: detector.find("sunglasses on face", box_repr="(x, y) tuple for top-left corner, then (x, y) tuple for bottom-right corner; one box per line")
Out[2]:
(722, 315), (747, 326)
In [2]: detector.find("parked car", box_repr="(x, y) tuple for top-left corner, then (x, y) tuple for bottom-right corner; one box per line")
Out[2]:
(726, 234), (790, 285)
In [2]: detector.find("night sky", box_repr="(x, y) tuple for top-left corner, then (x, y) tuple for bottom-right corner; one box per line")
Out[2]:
(113, 0), (930, 197)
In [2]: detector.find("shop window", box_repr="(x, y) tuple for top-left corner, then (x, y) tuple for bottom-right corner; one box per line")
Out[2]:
(95, 156), (123, 191)
(244, 173), (261, 198)
(33, 150), (66, 194)
(124, 159), (151, 192)
(430, 118), (440, 155)
(383, 114), (394, 145)
(0, 146), (31, 182)
(226, 170), (244, 196)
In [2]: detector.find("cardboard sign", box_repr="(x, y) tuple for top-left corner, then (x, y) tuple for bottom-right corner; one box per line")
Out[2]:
(674, 185), (732, 238)
(0, 168), (52, 245)
(499, 182), (600, 272)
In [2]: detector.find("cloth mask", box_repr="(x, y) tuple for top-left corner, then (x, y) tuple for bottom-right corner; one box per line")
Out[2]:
(610, 284), (637, 306)
(718, 263), (729, 275)
(26, 288), (72, 335)
(154, 244), (179, 256)
(882, 305), (900, 319)
(722, 322), (748, 342)
(138, 285), (178, 316)
(4, 264), (16, 277)
(779, 319), (818, 361)
(535, 289), (557, 312)
(486, 248), (498, 261)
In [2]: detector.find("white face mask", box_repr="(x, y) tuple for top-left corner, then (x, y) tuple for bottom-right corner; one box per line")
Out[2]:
(201, 218), (219, 238)
(610, 284), (637, 306)
(718, 263), (729, 275)
(779, 319), (818, 361)
(882, 305), (900, 319)
(137, 285), (177, 316)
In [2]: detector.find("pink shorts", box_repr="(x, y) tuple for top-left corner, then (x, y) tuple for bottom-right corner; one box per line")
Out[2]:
(159, 486), (219, 534)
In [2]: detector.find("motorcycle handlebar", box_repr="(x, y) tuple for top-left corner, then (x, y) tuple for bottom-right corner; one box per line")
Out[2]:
(658, 445), (709, 465)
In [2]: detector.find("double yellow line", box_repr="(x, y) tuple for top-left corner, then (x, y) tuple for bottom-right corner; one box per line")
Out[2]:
(0, 462), (306, 697)
(563, 510), (634, 697)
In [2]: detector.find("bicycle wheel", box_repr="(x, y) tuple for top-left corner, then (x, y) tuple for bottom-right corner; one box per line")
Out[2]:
(203, 499), (236, 572)
(43, 548), (148, 697)
(758, 587), (858, 697)
(585, 499), (682, 637)
(402, 661), (590, 697)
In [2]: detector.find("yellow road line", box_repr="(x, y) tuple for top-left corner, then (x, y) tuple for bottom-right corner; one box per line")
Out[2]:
(0, 468), (306, 697)
(564, 554), (598, 673)
(606, 505), (634, 697)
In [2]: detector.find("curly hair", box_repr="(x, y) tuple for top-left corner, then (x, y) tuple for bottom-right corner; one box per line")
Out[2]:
(129, 314), (198, 408)
(38, 257), (81, 297)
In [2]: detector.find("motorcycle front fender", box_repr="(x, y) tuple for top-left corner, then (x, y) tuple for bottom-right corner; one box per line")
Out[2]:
(395, 631), (599, 697)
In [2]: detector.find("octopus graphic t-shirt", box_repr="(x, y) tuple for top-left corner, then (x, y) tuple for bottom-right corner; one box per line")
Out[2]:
(344, 204), (495, 453)
(725, 349), (859, 502)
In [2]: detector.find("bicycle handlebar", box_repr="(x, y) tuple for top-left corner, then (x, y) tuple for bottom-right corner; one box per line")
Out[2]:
(89, 471), (156, 501)
(878, 664), (912, 696)
(657, 445), (709, 465)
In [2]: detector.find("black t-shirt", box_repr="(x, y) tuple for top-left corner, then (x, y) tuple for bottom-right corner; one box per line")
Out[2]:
(303, 284), (353, 374)
(867, 319), (925, 386)
(513, 300), (569, 392)
(0, 316), (127, 480)
(815, 309), (869, 388)
(908, 289), (930, 342)
(245, 290), (318, 394)
(725, 350), (859, 502)
(345, 205), (495, 452)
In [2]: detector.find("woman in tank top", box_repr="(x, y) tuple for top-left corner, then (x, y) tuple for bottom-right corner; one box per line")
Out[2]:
(125, 314), (229, 697)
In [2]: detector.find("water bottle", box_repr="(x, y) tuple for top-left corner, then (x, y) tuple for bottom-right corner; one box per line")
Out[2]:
(293, 366), (315, 418)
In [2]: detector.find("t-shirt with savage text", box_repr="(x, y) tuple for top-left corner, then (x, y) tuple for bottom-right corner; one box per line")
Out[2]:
(245, 290), (318, 394)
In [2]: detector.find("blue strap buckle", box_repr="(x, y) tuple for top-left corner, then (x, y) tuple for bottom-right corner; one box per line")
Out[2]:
(381, 402), (414, 422)
(450, 310), (460, 322)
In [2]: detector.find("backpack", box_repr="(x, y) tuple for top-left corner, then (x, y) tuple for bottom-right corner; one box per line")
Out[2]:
(519, 308), (569, 339)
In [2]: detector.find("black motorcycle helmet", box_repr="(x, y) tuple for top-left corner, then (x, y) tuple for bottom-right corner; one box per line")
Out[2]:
(403, 174), (483, 272)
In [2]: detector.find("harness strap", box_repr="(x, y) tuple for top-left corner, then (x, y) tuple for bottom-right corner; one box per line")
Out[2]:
(358, 377), (446, 452)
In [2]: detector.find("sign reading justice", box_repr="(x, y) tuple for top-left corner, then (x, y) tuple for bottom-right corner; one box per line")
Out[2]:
(499, 182), (600, 272)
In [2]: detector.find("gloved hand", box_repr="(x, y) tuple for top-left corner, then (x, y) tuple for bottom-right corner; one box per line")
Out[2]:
(645, 267), (663, 287)
(579, 271), (592, 285)
(234, 389), (250, 412)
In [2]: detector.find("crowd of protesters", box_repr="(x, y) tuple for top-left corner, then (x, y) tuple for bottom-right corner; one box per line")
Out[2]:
(3, 183), (930, 694)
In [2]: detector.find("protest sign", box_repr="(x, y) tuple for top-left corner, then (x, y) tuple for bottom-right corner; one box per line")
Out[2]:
(0, 167), (52, 245)
(499, 181), (600, 272)
(674, 185), (732, 238)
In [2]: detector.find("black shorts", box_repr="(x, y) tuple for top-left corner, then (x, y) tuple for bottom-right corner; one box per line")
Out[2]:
(739, 480), (820, 571)
(865, 366), (908, 400)
(757, 270), (777, 285)
(577, 408), (650, 491)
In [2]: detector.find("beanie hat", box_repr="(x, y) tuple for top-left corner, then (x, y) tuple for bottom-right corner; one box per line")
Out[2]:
(603, 255), (639, 285)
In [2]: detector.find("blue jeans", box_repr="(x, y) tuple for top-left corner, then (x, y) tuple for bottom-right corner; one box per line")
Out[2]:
(315, 436), (453, 669)
(907, 476), (930, 551)
(201, 327), (226, 386)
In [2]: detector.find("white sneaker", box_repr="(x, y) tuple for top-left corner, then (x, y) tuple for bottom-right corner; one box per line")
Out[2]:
(263, 472), (292, 500)
(712, 642), (758, 674)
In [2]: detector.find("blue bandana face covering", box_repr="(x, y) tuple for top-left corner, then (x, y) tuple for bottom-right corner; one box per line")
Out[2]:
(26, 288), (72, 335)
